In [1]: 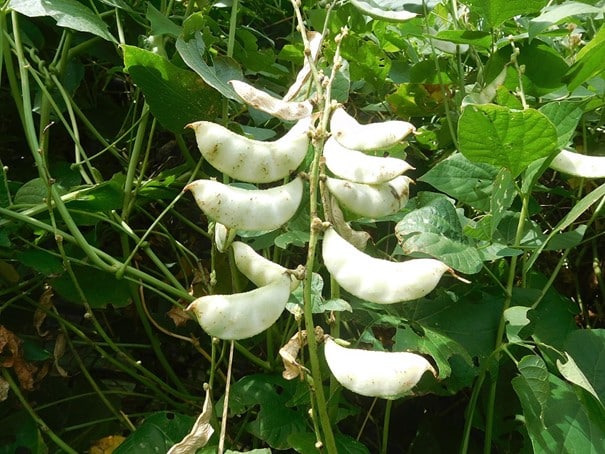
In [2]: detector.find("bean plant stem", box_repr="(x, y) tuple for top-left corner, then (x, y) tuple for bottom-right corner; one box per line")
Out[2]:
(483, 191), (530, 453)
(381, 399), (393, 454)
(218, 340), (235, 454)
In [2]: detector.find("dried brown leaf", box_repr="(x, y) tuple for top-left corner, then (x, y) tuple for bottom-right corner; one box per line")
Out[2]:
(34, 284), (54, 337)
(167, 306), (191, 328)
(0, 325), (38, 391)
(168, 384), (214, 454)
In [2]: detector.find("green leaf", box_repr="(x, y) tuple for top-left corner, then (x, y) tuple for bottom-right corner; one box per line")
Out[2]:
(539, 101), (585, 149)
(0, 411), (44, 454)
(274, 230), (310, 249)
(433, 30), (492, 50)
(287, 273), (352, 315)
(395, 196), (483, 274)
(146, 3), (181, 37)
(504, 306), (533, 343)
(529, 2), (603, 40)
(176, 32), (241, 100)
(122, 45), (222, 133)
(8, 0), (116, 42)
(66, 179), (125, 212)
(51, 265), (132, 308)
(458, 104), (558, 177)
(490, 168), (516, 236)
(419, 153), (499, 211)
(113, 412), (195, 454)
(518, 355), (550, 419)
(465, 0), (547, 28)
(288, 432), (370, 454)
(513, 372), (605, 453)
(227, 374), (306, 450)
(18, 248), (64, 275)
(341, 35), (390, 91)
(562, 329), (605, 405)
(564, 25), (605, 91)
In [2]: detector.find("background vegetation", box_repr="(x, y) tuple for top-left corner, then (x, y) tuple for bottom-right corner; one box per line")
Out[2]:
(1, 0), (604, 452)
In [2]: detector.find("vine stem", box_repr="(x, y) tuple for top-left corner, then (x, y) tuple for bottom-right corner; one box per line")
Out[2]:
(2, 368), (78, 454)
(218, 340), (235, 454)
(483, 191), (530, 453)
(381, 399), (393, 454)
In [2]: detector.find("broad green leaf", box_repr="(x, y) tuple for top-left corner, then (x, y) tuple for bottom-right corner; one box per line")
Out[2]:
(539, 101), (584, 149)
(504, 306), (533, 343)
(564, 25), (605, 91)
(341, 35), (390, 91)
(176, 32), (241, 100)
(419, 153), (499, 211)
(288, 432), (370, 454)
(543, 225), (586, 251)
(562, 329), (605, 405)
(433, 30), (492, 50)
(13, 178), (49, 205)
(122, 45), (221, 133)
(113, 412), (195, 454)
(395, 196), (482, 274)
(51, 265), (132, 308)
(8, 0), (116, 42)
(525, 182), (605, 273)
(227, 374), (306, 450)
(18, 248), (63, 275)
(458, 104), (558, 177)
(66, 179), (125, 212)
(557, 353), (600, 406)
(513, 372), (605, 453)
(287, 273), (352, 315)
(146, 3), (181, 37)
(490, 168), (516, 236)
(529, 2), (603, 40)
(518, 355), (550, 420)
(274, 230), (310, 249)
(465, 0), (547, 27)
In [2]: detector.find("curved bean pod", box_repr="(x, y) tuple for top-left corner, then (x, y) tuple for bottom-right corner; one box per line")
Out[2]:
(322, 227), (451, 304)
(232, 241), (300, 291)
(330, 107), (415, 151)
(549, 149), (605, 178)
(324, 337), (436, 399)
(185, 177), (303, 231)
(186, 274), (291, 340)
(350, 0), (417, 22)
(188, 116), (311, 184)
(229, 80), (313, 120)
(323, 137), (413, 184)
(283, 31), (322, 101)
(325, 175), (411, 218)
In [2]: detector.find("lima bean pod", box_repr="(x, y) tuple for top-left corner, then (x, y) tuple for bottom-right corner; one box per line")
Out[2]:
(549, 149), (605, 178)
(185, 176), (303, 231)
(188, 117), (311, 184)
(322, 227), (451, 304)
(325, 175), (411, 218)
(330, 107), (415, 151)
(323, 137), (413, 184)
(186, 274), (291, 340)
(283, 31), (322, 101)
(232, 241), (300, 291)
(324, 337), (436, 399)
(229, 80), (313, 120)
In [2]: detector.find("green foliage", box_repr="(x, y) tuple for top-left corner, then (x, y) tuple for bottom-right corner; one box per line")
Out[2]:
(1, 0), (604, 453)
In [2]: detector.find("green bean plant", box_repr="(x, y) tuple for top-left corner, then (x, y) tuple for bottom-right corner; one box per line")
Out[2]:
(1, 0), (604, 453)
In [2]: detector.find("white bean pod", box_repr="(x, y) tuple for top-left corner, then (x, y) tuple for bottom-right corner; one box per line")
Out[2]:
(325, 175), (411, 218)
(330, 107), (415, 151)
(549, 149), (605, 178)
(324, 337), (436, 399)
(229, 80), (313, 120)
(322, 227), (451, 304)
(185, 177), (303, 231)
(350, 0), (417, 22)
(188, 117), (311, 184)
(232, 241), (300, 291)
(323, 137), (413, 184)
(186, 274), (291, 340)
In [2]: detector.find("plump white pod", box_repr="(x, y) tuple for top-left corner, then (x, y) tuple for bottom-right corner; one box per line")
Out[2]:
(323, 137), (414, 184)
(322, 227), (451, 304)
(350, 0), (417, 22)
(232, 241), (300, 291)
(188, 117), (311, 184)
(330, 107), (415, 151)
(185, 177), (303, 231)
(325, 175), (411, 218)
(186, 274), (291, 340)
(324, 337), (436, 399)
(229, 80), (313, 120)
(549, 149), (605, 178)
